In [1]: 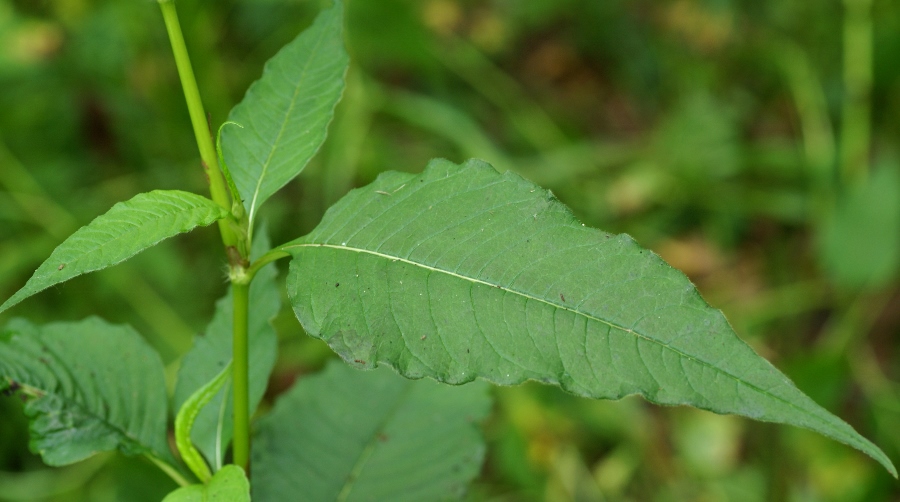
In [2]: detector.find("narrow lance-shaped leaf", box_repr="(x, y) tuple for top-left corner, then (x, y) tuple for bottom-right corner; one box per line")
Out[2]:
(173, 227), (279, 470)
(221, 0), (348, 233)
(0, 317), (172, 466)
(252, 361), (491, 502)
(284, 158), (897, 477)
(161, 465), (250, 502)
(0, 190), (229, 315)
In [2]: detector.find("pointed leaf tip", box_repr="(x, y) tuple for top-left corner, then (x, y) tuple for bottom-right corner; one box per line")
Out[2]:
(284, 157), (896, 476)
(222, 0), (348, 232)
(0, 190), (228, 315)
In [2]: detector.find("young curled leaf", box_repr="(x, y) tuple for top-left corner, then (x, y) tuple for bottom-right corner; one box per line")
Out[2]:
(175, 361), (232, 483)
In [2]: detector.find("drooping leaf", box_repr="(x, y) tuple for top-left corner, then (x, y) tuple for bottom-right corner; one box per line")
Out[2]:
(0, 190), (229, 314)
(283, 158), (897, 477)
(175, 361), (232, 483)
(0, 317), (172, 466)
(161, 465), (250, 502)
(221, 0), (348, 232)
(252, 361), (491, 501)
(173, 228), (279, 471)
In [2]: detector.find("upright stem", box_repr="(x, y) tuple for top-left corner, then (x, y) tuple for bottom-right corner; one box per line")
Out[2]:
(158, 0), (239, 252)
(158, 0), (252, 474)
(231, 282), (251, 471)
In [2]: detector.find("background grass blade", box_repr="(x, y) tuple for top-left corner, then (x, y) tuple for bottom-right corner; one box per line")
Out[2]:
(0, 317), (171, 466)
(221, 0), (348, 233)
(0, 190), (229, 315)
(283, 158), (896, 477)
(251, 361), (491, 501)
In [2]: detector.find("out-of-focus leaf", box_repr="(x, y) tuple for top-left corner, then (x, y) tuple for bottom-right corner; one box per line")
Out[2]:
(283, 158), (896, 477)
(252, 361), (491, 501)
(818, 165), (900, 289)
(0, 190), (228, 314)
(0, 317), (171, 466)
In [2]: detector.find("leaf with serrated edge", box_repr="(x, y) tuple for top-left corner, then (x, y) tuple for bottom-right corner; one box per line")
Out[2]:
(161, 465), (250, 502)
(0, 317), (172, 466)
(221, 0), (348, 234)
(252, 361), (491, 501)
(173, 227), (279, 470)
(0, 190), (229, 315)
(283, 158), (896, 477)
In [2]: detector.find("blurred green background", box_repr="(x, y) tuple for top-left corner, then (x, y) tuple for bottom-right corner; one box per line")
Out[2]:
(1, 0), (899, 500)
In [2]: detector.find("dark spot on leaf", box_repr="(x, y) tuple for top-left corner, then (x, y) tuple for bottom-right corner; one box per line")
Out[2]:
(39, 357), (49, 365)
(420, 335), (426, 340)
(377, 433), (389, 442)
(335, 283), (340, 287)
(57, 263), (66, 271)
(560, 293), (566, 302)
(354, 359), (365, 364)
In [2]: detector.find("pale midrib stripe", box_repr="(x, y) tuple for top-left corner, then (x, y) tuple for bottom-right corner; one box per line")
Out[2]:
(283, 242), (843, 433)
(248, 27), (329, 228)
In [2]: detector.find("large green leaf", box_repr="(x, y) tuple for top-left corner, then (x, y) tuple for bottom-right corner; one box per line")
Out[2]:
(221, 0), (348, 232)
(0, 317), (171, 466)
(173, 228), (279, 471)
(283, 158), (897, 477)
(161, 465), (250, 502)
(0, 190), (228, 314)
(252, 361), (491, 501)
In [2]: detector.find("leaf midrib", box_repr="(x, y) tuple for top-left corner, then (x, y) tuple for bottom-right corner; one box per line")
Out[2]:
(283, 242), (841, 433)
(247, 22), (329, 227)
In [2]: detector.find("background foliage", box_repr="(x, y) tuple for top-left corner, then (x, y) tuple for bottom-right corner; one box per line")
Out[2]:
(0, 0), (898, 500)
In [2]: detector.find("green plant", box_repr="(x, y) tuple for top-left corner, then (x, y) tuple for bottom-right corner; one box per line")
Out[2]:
(0, 0), (895, 499)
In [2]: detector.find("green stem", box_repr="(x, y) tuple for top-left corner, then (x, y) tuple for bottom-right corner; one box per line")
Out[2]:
(231, 281), (251, 471)
(158, 0), (241, 256)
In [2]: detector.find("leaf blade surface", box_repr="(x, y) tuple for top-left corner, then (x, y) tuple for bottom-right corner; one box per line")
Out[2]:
(0, 317), (171, 466)
(252, 361), (491, 501)
(161, 465), (250, 502)
(284, 158), (896, 477)
(0, 190), (228, 314)
(221, 0), (348, 230)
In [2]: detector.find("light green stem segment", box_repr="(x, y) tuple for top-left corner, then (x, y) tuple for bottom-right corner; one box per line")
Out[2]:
(232, 282), (250, 471)
(840, 0), (873, 183)
(175, 361), (234, 483)
(158, 0), (241, 255)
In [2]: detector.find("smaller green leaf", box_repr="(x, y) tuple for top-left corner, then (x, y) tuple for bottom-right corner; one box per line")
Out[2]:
(175, 361), (232, 484)
(252, 361), (491, 502)
(0, 317), (171, 466)
(161, 465), (250, 502)
(221, 0), (348, 232)
(0, 190), (229, 314)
